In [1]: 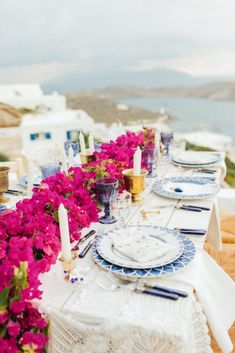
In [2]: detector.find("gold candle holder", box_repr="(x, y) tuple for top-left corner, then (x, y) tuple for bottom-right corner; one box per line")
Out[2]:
(0, 167), (10, 203)
(80, 149), (95, 164)
(122, 168), (147, 203)
(59, 251), (78, 273)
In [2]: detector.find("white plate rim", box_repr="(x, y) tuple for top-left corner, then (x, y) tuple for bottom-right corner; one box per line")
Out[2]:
(96, 225), (184, 269)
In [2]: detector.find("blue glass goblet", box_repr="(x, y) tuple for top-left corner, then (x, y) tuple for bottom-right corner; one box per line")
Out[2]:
(160, 131), (174, 156)
(41, 163), (61, 179)
(94, 142), (103, 153)
(64, 140), (79, 157)
(142, 148), (157, 178)
(95, 177), (118, 224)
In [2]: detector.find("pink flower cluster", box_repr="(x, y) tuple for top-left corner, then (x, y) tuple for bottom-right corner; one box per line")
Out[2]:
(0, 167), (98, 352)
(91, 127), (156, 190)
(0, 127), (155, 352)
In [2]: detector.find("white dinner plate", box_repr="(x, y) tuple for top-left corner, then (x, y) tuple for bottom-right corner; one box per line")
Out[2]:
(171, 151), (222, 166)
(18, 176), (41, 188)
(92, 232), (196, 278)
(96, 224), (184, 269)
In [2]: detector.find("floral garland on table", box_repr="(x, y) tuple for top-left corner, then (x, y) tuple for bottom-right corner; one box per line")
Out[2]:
(0, 127), (156, 352)
(0, 170), (98, 353)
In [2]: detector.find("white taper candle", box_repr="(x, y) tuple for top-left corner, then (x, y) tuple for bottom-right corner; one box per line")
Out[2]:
(58, 204), (72, 261)
(68, 146), (74, 168)
(76, 153), (82, 165)
(133, 147), (142, 176)
(27, 160), (34, 197)
(154, 130), (160, 157)
(88, 134), (95, 154)
(79, 133), (86, 154)
(60, 146), (67, 174)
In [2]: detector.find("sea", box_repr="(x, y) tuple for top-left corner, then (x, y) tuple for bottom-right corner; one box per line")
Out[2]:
(116, 97), (235, 143)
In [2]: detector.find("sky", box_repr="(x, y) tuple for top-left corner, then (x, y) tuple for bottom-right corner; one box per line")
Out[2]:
(0, 0), (235, 85)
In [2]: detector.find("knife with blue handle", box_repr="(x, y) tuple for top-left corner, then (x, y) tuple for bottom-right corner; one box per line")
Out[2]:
(176, 228), (206, 235)
(182, 205), (210, 211)
(176, 206), (201, 212)
(136, 287), (179, 300)
(196, 169), (217, 174)
(150, 284), (188, 298)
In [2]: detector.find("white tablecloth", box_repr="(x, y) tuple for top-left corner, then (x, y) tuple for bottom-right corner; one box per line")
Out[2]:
(5, 157), (235, 353)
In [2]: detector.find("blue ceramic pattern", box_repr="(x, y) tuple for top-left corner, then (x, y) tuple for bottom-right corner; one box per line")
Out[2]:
(152, 176), (220, 200)
(92, 231), (196, 278)
(96, 225), (184, 269)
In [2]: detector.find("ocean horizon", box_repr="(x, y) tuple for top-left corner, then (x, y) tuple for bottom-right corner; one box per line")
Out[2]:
(117, 96), (235, 143)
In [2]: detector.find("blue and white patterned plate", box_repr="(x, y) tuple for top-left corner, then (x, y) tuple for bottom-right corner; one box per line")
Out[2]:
(96, 224), (184, 269)
(92, 231), (196, 278)
(152, 176), (220, 200)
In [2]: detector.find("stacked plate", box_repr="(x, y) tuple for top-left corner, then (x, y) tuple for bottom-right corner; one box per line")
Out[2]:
(18, 176), (41, 188)
(92, 224), (196, 278)
(170, 151), (222, 168)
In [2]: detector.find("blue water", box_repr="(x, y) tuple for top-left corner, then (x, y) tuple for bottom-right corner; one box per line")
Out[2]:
(117, 97), (235, 142)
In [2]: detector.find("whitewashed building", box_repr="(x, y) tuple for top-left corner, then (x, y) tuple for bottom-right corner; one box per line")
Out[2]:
(20, 109), (95, 150)
(0, 84), (66, 111)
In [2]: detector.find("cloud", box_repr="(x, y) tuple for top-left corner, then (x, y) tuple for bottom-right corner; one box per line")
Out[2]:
(0, 0), (234, 81)
(0, 62), (77, 84)
(129, 52), (235, 76)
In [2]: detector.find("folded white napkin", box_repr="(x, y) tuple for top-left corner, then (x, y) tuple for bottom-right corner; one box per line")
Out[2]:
(110, 232), (172, 263)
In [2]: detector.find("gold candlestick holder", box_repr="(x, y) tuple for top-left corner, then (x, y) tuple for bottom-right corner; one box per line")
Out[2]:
(0, 167), (10, 203)
(59, 251), (78, 273)
(80, 149), (95, 164)
(122, 168), (147, 203)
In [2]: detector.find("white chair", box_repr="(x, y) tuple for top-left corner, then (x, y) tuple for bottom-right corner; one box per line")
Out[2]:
(0, 157), (25, 179)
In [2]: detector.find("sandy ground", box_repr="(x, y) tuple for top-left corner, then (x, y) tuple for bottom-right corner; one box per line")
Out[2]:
(0, 132), (22, 160)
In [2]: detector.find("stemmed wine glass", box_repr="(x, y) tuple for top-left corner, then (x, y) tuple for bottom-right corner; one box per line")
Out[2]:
(95, 177), (118, 224)
(142, 147), (157, 178)
(160, 131), (174, 156)
(64, 140), (79, 157)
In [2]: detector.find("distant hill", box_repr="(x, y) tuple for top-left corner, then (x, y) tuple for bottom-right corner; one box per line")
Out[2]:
(66, 93), (165, 125)
(73, 81), (235, 101)
(43, 68), (218, 93)
(43, 66), (235, 101)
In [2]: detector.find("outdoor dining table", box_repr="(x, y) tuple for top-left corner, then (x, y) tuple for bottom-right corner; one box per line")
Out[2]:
(5, 156), (235, 353)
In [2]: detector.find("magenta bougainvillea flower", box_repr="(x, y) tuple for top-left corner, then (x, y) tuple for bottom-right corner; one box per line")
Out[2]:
(0, 127), (155, 352)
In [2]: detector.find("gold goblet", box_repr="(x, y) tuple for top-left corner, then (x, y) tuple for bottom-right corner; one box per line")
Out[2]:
(80, 149), (95, 164)
(59, 251), (78, 273)
(122, 168), (147, 203)
(0, 167), (10, 203)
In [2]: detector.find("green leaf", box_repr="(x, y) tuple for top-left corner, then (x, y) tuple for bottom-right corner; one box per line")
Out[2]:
(100, 160), (106, 170)
(0, 288), (10, 310)
(20, 262), (28, 290)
